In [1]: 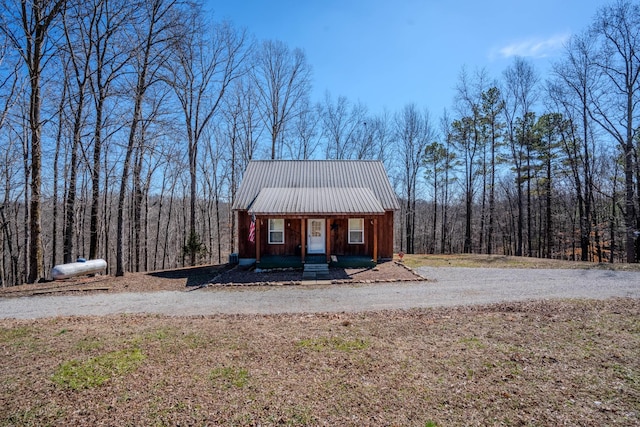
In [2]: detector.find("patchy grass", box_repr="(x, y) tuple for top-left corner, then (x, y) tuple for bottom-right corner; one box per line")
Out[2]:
(296, 336), (370, 352)
(209, 366), (250, 389)
(401, 253), (640, 271)
(0, 326), (35, 342)
(0, 299), (638, 426)
(51, 348), (145, 390)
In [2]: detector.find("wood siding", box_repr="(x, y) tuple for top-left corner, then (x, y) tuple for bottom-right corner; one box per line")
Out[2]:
(377, 211), (395, 259)
(237, 210), (394, 260)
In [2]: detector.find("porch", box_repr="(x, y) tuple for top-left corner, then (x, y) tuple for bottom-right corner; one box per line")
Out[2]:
(254, 254), (376, 270)
(241, 215), (390, 265)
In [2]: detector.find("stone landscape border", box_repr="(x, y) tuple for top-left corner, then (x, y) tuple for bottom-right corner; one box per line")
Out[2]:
(204, 261), (428, 288)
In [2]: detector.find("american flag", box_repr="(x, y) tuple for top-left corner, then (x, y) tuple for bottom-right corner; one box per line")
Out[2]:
(248, 213), (256, 243)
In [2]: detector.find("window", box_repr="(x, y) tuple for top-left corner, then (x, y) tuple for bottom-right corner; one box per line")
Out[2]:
(268, 218), (284, 244)
(348, 218), (364, 244)
(310, 220), (322, 237)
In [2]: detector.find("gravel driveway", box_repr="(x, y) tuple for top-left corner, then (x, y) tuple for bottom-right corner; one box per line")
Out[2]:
(1, 267), (639, 319)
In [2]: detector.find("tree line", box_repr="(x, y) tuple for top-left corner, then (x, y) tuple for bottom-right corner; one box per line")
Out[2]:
(0, 0), (638, 286)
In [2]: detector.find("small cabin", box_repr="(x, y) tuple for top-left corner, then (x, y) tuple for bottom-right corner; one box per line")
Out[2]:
(232, 160), (399, 264)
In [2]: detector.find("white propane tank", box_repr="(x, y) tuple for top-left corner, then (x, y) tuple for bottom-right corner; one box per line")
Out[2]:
(51, 259), (107, 280)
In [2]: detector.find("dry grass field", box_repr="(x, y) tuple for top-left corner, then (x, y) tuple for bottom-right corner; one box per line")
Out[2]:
(0, 255), (639, 426)
(402, 253), (640, 271)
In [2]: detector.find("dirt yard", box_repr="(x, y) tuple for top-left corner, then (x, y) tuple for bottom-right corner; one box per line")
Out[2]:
(3, 254), (639, 298)
(0, 260), (422, 297)
(1, 299), (638, 426)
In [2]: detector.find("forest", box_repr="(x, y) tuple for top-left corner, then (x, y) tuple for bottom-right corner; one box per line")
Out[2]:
(0, 0), (639, 286)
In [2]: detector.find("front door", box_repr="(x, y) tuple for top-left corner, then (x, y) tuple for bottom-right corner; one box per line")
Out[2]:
(307, 219), (325, 254)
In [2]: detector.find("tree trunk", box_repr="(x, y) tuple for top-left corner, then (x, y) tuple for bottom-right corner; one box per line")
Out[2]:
(189, 133), (197, 266)
(52, 81), (66, 269)
(89, 96), (104, 260)
(623, 141), (636, 262)
(487, 131), (496, 255)
(63, 104), (82, 264)
(464, 185), (472, 254)
(153, 172), (167, 271)
(516, 172), (523, 257)
(116, 99), (142, 276)
(431, 179), (437, 255)
(21, 0), (67, 282)
(116, 3), (156, 276)
(526, 149), (532, 257)
(27, 55), (43, 283)
(545, 145), (552, 258)
(132, 147), (143, 272)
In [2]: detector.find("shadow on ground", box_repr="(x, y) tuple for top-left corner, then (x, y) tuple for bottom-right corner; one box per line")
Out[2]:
(148, 265), (227, 287)
(208, 266), (383, 285)
(146, 260), (419, 287)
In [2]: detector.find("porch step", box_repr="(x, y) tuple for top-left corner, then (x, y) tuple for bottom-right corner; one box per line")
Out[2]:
(303, 262), (330, 280)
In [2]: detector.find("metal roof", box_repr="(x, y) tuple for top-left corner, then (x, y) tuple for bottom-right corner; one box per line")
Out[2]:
(249, 187), (385, 215)
(232, 160), (399, 213)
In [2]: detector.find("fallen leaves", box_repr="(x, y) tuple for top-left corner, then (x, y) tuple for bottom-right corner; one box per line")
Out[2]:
(0, 298), (638, 426)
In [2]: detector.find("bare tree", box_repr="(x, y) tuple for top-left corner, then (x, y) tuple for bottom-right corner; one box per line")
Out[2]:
(284, 97), (321, 159)
(454, 67), (491, 253)
(355, 114), (391, 161)
(202, 127), (226, 263)
(164, 13), (248, 266)
(252, 39), (311, 160)
(367, 111), (394, 167)
(60, 1), (95, 263)
(481, 86), (505, 254)
(534, 113), (564, 258)
(423, 141), (448, 253)
(502, 57), (539, 257)
(550, 31), (599, 261)
(588, 0), (640, 262)
(0, 43), (20, 286)
(320, 92), (367, 160)
(221, 77), (262, 254)
(450, 116), (480, 253)
(394, 104), (434, 253)
(0, 0), (67, 282)
(116, 0), (179, 276)
(87, 0), (136, 261)
(0, 133), (22, 286)
(130, 92), (169, 272)
(438, 109), (457, 254)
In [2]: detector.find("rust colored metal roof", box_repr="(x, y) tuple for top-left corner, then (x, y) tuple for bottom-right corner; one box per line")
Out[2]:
(232, 160), (399, 213)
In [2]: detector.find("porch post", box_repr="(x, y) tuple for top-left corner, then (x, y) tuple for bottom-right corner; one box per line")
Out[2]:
(301, 218), (306, 264)
(255, 217), (261, 263)
(326, 218), (331, 263)
(373, 216), (378, 262)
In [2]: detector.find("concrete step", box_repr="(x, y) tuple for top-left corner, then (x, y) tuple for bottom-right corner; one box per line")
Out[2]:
(302, 270), (331, 280)
(302, 262), (330, 280)
(304, 263), (329, 272)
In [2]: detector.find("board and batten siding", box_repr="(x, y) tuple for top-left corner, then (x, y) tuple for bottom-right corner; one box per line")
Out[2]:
(237, 211), (395, 259)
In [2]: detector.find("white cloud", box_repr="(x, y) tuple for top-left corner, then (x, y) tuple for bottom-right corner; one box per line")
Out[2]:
(492, 33), (570, 59)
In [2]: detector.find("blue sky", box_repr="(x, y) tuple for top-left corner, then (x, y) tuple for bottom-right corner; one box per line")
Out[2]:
(206, 0), (602, 117)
